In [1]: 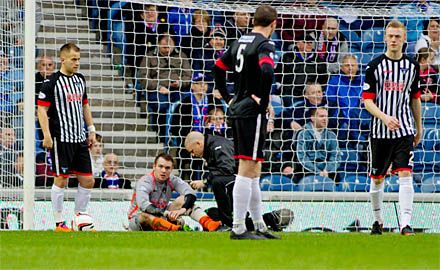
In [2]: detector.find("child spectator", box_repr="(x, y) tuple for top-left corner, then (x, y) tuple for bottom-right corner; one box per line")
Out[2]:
(90, 133), (104, 177)
(205, 107), (227, 137)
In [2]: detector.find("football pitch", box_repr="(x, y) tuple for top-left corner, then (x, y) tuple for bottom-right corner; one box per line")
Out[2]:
(1, 231), (439, 270)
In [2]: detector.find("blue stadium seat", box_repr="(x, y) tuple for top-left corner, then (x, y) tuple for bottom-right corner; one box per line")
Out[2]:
(413, 149), (440, 174)
(260, 174), (295, 192)
(339, 26), (361, 51)
(361, 27), (386, 52)
(384, 176), (400, 192)
(342, 173), (370, 192)
(420, 128), (440, 151)
(420, 174), (440, 193)
(421, 103), (440, 125)
(298, 175), (337, 192)
(338, 148), (368, 173)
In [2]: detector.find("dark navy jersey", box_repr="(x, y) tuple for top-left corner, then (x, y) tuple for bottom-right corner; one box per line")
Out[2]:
(215, 32), (275, 118)
(37, 71), (88, 143)
(362, 54), (421, 139)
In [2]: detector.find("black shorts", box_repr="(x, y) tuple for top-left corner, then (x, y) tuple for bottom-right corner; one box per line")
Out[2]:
(50, 138), (93, 178)
(369, 135), (414, 179)
(230, 114), (267, 162)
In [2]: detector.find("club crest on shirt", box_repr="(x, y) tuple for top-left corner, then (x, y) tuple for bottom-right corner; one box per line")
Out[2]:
(400, 68), (409, 75)
(74, 82), (81, 88)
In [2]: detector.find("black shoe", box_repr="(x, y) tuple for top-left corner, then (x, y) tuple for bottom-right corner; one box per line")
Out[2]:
(256, 230), (281, 239)
(230, 231), (266, 240)
(216, 224), (232, 232)
(370, 221), (383, 235)
(401, 225), (415, 236)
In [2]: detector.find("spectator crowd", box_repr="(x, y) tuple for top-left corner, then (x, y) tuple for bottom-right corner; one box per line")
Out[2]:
(1, 0), (439, 191)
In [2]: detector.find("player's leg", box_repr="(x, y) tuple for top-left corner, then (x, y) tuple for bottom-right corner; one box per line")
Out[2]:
(392, 135), (415, 235)
(50, 139), (73, 231)
(72, 141), (95, 215)
(138, 212), (181, 231)
(188, 205), (221, 232)
(211, 175), (234, 227)
(369, 138), (392, 235)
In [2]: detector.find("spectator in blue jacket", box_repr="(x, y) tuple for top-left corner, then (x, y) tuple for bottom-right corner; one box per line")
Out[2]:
(296, 107), (340, 183)
(167, 1), (193, 44)
(0, 52), (23, 119)
(326, 54), (370, 149)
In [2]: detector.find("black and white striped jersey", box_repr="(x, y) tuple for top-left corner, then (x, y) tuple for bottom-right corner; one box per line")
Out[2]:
(37, 71), (88, 143)
(362, 54), (421, 139)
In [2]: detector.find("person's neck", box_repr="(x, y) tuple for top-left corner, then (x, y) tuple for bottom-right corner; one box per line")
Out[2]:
(194, 92), (204, 101)
(385, 50), (403, 60)
(60, 67), (73, 76)
(313, 125), (324, 134)
(252, 26), (271, 39)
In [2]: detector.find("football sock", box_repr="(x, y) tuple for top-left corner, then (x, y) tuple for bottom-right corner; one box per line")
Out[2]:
(189, 206), (205, 221)
(199, 216), (221, 232)
(232, 175), (252, 234)
(74, 185), (92, 214)
(151, 217), (180, 231)
(250, 177), (266, 232)
(51, 184), (65, 224)
(399, 176), (414, 229)
(369, 180), (384, 224)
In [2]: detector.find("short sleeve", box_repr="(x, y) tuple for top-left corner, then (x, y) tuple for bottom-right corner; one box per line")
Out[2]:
(410, 63), (421, 99)
(215, 45), (233, 71)
(37, 79), (54, 107)
(78, 74), (88, 105)
(258, 41), (275, 69)
(362, 65), (377, 100)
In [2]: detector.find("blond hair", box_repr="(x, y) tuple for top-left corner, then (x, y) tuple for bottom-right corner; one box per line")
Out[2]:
(385, 20), (407, 36)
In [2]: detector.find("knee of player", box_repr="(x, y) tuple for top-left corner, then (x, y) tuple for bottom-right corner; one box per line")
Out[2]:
(371, 177), (384, 185)
(398, 170), (412, 178)
(139, 212), (154, 224)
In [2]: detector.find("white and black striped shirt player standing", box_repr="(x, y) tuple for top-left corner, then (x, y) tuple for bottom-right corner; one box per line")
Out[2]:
(37, 43), (97, 231)
(362, 21), (423, 236)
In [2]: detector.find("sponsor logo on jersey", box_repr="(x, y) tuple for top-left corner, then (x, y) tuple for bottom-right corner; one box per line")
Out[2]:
(384, 80), (405, 91)
(239, 35), (255, 43)
(66, 93), (83, 102)
(383, 70), (393, 74)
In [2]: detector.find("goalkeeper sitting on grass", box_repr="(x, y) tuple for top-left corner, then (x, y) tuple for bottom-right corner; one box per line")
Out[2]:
(127, 153), (223, 232)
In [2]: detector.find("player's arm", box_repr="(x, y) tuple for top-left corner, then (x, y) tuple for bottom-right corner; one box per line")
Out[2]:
(168, 178), (197, 220)
(136, 180), (166, 216)
(213, 47), (233, 104)
(362, 65), (400, 131)
(410, 63), (423, 147)
(255, 42), (275, 110)
(37, 79), (54, 149)
(82, 91), (96, 146)
(37, 105), (53, 149)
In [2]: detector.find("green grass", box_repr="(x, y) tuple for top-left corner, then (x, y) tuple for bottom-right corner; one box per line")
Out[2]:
(1, 231), (439, 270)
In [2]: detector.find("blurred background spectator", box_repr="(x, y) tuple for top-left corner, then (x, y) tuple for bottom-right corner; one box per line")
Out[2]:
(417, 47), (439, 104)
(415, 17), (440, 72)
(316, 17), (348, 74)
(35, 56), (55, 96)
(224, 11), (251, 46)
(90, 133), (104, 178)
(180, 10), (211, 60)
(138, 33), (191, 138)
(94, 153), (131, 189)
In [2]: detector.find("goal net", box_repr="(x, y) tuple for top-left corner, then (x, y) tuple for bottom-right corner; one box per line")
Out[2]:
(1, 0), (439, 232)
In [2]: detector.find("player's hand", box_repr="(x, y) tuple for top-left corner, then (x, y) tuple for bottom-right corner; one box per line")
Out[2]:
(251, 94), (261, 105)
(88, 132), (97, 147)
(383, 115), (400, 131)
(159, 86), (170, 95)
(290, 121), (302, 131)
(42, 136), (53, 149)
(168, 208), (186, 221)
(413, 130), (422, 147)
(190, 180), (205, 190)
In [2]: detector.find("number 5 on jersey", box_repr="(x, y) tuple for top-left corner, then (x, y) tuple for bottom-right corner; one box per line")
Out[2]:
(235, 44), (247, 72)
